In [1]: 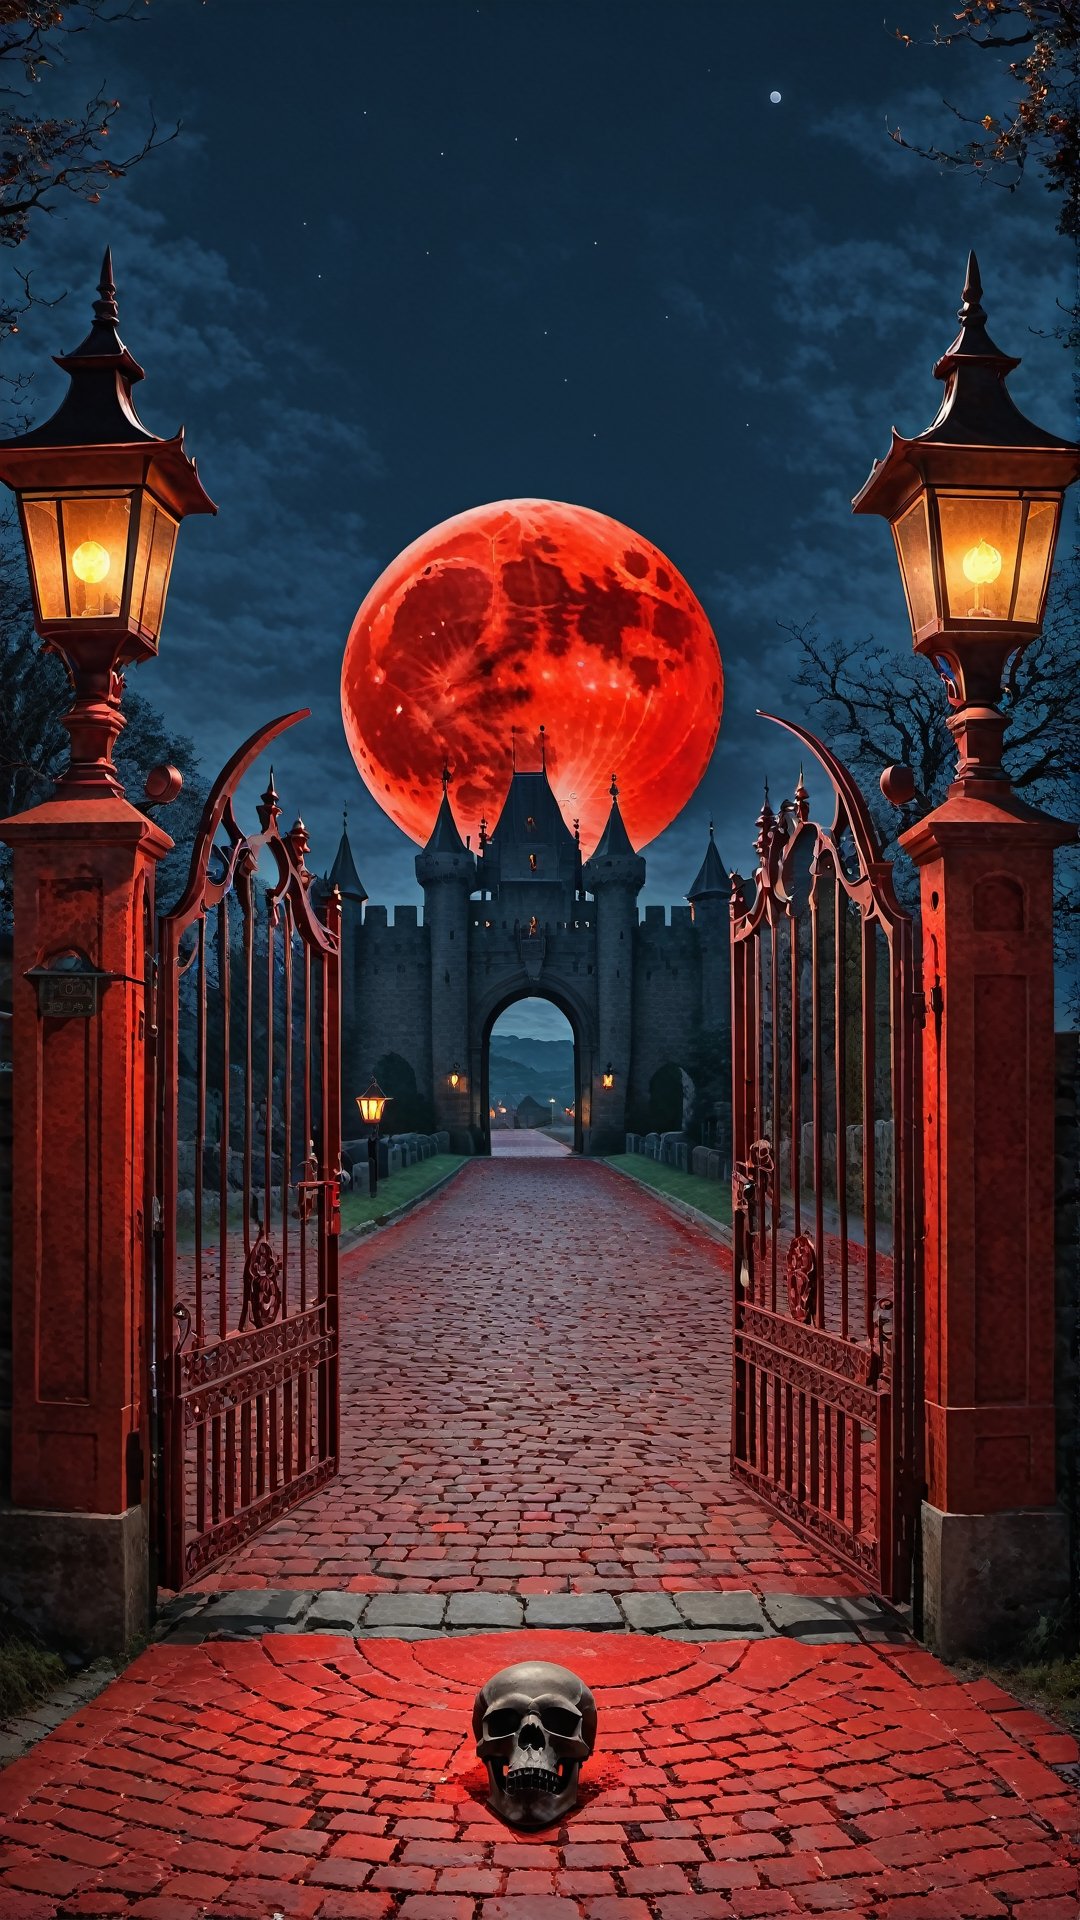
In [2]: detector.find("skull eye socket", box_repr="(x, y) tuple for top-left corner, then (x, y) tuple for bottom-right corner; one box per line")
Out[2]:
(484, 1708), (523, 1739)
(539, 1705), (580, 1738)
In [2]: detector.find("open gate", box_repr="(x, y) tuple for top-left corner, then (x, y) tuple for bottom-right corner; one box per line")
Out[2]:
(730, 716), (921, 1603)
(151, 712), (341, 1589)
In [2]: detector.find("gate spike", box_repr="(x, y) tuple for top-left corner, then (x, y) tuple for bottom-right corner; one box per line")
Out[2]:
(257, 765), (281, 831)
(754, 781), (775, 858)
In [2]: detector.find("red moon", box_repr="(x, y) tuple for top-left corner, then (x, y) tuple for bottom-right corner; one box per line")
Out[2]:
(341, 498), (723, 854)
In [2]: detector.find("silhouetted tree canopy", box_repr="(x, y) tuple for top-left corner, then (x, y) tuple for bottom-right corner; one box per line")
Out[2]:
(1, 2), (177, 352)
(891, 2), (1079, 239)
(786, 560), (1079, 1007)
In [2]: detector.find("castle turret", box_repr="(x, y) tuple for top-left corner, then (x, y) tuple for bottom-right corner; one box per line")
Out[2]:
(415, 770), (476, 1138)
(582, 776), (646, 1151)
(687, 820), (730, 1033)
(323, 812), (368, 1118)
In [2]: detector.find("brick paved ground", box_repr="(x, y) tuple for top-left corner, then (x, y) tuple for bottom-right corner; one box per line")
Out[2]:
(1, 1629), (1076, 1918)
(190, 1136), (861, 1596)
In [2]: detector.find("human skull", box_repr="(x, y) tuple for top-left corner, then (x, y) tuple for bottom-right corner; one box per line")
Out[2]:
(473, 1659), (597, 1829)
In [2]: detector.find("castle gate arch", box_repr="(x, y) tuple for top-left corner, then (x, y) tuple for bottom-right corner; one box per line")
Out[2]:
(475, 984), (595, 1155)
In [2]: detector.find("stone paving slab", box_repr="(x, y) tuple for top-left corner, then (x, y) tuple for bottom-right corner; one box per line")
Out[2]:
(186, 1153), (865, 1598)
(156, 1586), (906, 1646)
(0, 1628), (1076, 1917)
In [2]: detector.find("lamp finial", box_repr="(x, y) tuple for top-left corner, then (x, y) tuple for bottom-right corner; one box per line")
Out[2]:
(95, 247), (119, 328)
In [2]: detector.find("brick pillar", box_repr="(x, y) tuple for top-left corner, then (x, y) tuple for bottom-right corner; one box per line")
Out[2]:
(0, 793), (169, 1652)
(901, 791), (1073, 1655)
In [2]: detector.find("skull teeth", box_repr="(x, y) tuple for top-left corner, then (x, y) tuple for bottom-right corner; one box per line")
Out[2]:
(506, 1766), (561, 1796)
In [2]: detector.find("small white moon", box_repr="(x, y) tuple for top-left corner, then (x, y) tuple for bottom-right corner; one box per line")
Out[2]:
(770, 90), (782, 104)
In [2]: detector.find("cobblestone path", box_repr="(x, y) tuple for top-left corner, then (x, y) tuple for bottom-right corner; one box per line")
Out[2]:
(1, 1629), (1076, 1916)
(193, 1137), (858, 1596)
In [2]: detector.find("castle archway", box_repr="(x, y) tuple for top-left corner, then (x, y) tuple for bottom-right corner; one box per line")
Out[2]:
(476, 986), (592, 1155)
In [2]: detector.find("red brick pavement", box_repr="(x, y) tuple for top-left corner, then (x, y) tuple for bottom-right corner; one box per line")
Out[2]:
(190, 1141), (863, 1596)
(0, 1629), (1076, 1917)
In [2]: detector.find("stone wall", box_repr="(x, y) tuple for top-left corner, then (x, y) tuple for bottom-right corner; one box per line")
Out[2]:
(351, 906), (432, 1108)
(630, 908), (703, 1115)
(1055, 1030), (1079, 1619)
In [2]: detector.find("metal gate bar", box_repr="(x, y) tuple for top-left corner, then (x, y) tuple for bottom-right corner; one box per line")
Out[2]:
(730, 716), (921, 1601)
(153, 712), (341, 1589)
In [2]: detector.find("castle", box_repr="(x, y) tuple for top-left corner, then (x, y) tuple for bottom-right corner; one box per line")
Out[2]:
(326, 760), (731, 1156)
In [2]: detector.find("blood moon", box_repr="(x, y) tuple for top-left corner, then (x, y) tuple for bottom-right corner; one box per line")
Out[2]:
(340, 497), (723, 854)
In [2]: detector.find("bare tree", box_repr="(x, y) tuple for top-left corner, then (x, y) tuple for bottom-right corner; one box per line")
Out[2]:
(891, 2), (1080, 239)
(785, 562), (1079, 1000)
(1, 1), (179, 348)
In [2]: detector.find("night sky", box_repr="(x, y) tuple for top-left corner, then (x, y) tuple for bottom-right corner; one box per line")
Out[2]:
(7, 1), (1074, 1037)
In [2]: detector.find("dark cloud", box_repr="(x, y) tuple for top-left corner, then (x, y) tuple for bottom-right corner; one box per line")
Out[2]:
(5, 2), (1073, 1034)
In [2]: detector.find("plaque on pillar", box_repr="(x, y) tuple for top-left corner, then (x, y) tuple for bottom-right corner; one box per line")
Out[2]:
(26, 951), (114, 1020)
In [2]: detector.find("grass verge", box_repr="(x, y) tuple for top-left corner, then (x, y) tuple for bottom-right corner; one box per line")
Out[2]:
(0, 1620), (66, 1721)
(956, 1612), (1080, 1735)
(605, 1153), (732, 1227)
(339, 1153), (466, 1232)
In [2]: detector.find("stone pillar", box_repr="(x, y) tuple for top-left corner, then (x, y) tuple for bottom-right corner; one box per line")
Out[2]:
(0, 793), (169, 1653)
(901, 791), (1073, 1656)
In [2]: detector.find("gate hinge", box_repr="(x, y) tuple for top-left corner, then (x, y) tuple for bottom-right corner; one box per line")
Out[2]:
(913, 983), (944, 1026)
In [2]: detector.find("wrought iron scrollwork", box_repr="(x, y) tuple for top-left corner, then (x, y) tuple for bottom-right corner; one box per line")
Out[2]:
(239, 1229), (282, 1331)
(785, 1234), (817, 1324)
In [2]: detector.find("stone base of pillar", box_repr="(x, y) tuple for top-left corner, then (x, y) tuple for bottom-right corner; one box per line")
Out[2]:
(583, 1125), (623, 1155)
(921, 1500), (1069, 1658)
(0, 1504), (148, 1656)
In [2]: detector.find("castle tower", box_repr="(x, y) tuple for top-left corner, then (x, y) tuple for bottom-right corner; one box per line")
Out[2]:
(482, 750), (579, 930)
(686, 820), (730, 1033)
(323, 812), (368, 1120)
(582, 776), (646, 1152)
(415, 770), (476, 1138)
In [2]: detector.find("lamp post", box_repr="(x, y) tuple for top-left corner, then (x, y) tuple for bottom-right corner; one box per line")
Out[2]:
(853, 253), (1079, 1656)
(853, 251), (1076, 793)
(0, 252), (214, 1652)
(356, 1077), (390, 1197)
(0, 249), (216, 798)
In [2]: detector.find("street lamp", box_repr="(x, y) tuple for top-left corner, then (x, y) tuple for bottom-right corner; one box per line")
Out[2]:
(853, 252), (1079, 788)
(356, 1076), (391, 1198)
(0, 250), (216, 800)
(548, 1097), (555, 1126)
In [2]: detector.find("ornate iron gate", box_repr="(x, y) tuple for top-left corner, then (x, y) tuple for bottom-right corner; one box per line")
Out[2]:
(152, 713), (341, 1589)
(730, 717), (921, 1602)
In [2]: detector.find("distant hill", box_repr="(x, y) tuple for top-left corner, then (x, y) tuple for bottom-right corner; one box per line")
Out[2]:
(489, 1031), (575, 1110)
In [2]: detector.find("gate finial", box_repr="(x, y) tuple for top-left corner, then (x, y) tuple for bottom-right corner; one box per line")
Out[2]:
(754, 782), (774, 858)
(258, 766), (281, 832)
